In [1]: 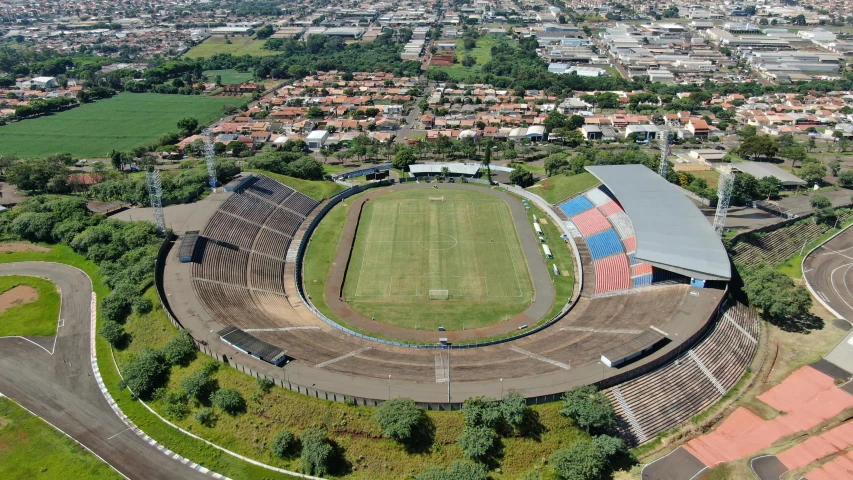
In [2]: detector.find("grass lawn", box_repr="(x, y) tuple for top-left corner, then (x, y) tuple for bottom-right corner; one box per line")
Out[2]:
(203, 69), (254, 85)
(343, 188), (534, 330)
(690, 169), (721, 189)
(0, 397), (122, 480)
(0, 93), (241, 159)
(184, 36), (279, 58)
(247, 169), (346, 200)
(521, 201), (574, 320)
(0, 275), (60, 337)
(428, 34), (514, 81)
(527, 172), (600, 204)
(775, 216), (853, 279)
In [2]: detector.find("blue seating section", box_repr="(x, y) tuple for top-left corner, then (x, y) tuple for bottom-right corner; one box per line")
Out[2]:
(633, 274), (653, 287)
(586, 229), (624, 260)
(628, 253), (636, 265)
(560, 196), (594, 217)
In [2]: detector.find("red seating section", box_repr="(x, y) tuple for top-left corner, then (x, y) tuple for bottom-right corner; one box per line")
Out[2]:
(572, 208), (612, 237)
(599, 200), (624, 216)
(594, 254), (631, 293)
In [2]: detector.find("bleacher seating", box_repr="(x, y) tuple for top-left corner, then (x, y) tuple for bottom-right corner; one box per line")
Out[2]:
(598, 200), (624, 216)
(584, 187), (613, 206)
(586, 229), (625, 260)
(572, 208), (612, 237)
(192, 173), (321, 330)
(623, 236), (637, 253)
(605, 302), (759, 446)
(608, 212), (635, 240)
(594, 254), (631, 292)
(560, 196), (594, 217)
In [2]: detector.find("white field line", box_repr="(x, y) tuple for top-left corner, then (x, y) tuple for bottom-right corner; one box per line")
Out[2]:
(559, 327), (643, 334)
(509, 347), (570, 370)
(314, 347), (372, 368)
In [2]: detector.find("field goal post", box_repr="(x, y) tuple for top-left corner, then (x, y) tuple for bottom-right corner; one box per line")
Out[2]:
(428, 289), (450, 300)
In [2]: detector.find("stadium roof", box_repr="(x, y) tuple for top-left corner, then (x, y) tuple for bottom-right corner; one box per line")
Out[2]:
(585, 165), (731, 281)
(733, 161), (806, 186)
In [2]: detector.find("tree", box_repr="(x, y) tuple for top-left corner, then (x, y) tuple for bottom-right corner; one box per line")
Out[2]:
(780, 145), (807, 168)
(393, 148), (416, 170)
(373, 398), (423, 443)
(7, 157), (70, 193)
(416, 461), (489, 480)
(560, 385), (616, 433)
(838, 170), (853, 188)
(742, 265), (813, 330)
(119, 348), (167, 399)
(462, 397), (503, 429)
(544, 153), (569, 177)
(509, 167), (534, 188)
(162, 331), (196, 366)
(798, 161), (827, 185)
(306, 106), (324, 119)
(177, 117), (199, 136)
(737, 125), (758, 139)
(211, 388), (245, 415)
(227, 141), (248, 157)
(457, 425), (496, 461)
(300, 427), (334, 476)
(272, 430), (298, 459)
(810, 194), (831, 210)
(500, 392), (528, 429)
(565, 130), (585, 147)
(482, 142), (492, 183)
(180, 370), (215, 401)
(806, 136), (817, 152)
(550, 439), (605, 480)
(256, 25), (274, 39)
(110, 150), (127, 172)
(757, 176), (782, 200)
(100, 319), (125, 346)
(739, 135), (779, 161)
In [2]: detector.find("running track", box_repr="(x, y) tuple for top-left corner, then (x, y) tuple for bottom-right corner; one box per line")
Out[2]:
(0, 262), (211, 480)
(804, 226), (853, 322)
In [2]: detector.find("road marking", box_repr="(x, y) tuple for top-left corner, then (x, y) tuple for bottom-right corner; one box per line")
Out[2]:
(509, 347), (570, 370)
(559, 327), (643, 335)
(650, 326), (669, 337)
(830, 263), (853, 314)
(243, 327), (320, 332)
(314, 347), (372, 368)
(107, 427), (132, 440)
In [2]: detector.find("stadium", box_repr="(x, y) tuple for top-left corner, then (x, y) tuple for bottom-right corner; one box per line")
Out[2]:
(158, 163), (760, 446)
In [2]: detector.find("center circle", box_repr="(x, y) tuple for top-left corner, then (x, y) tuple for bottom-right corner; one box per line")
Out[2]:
(418, 234), (458, 250)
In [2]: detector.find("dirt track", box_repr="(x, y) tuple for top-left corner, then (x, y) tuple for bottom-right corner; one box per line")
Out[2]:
(323, 183), (557, 343)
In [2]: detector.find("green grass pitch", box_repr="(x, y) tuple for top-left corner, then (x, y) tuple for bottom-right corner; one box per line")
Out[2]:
(343, 188), (534, 330)
(0, 93), (242, 158)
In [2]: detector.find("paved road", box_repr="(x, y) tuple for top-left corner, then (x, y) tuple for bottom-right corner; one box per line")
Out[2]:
(0, 262), (211, 480)
(803, 227), (853, 322)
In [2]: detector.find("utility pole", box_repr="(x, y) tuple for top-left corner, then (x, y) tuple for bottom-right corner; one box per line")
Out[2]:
(146, 169), (167, 236)
(713, 165), (735, 237)
(447, 344), (451, 404)
(203, 128), (218, 188)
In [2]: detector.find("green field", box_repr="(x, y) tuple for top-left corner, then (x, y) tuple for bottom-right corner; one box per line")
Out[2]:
(528, 172), (601, 204)
(0, 275), (60, 337)
(203, 69), (254, 84)
(428, 34), (514, 81)
(247, 169), (346, 200)
(343, 188), (534, 330)
(184, 36), (279, 58)
(0, 397), (121, 480)
(0, 93), (241, 158)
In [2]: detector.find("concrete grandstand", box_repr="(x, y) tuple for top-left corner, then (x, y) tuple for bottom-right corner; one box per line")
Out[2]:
(157, 167), (755, 444)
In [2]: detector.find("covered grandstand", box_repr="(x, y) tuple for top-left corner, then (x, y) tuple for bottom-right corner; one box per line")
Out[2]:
(559, 165), (730, 295)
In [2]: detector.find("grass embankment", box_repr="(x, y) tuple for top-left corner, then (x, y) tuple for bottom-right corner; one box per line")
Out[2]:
(343, 188), (534, 330)
(0, 275), (60, 337)
(303, 196), (353, 321)
(184, 36), (279, 59)
(527, 172), (600, 204)
(0, 93), (242, 159)
(523, 202), (575, 320)
(203, 69), (255, 85)
(0, 242), (591, 478)
(247, 169), (347, 201)
(776, 216), (853, 279)
(0, 397), (122, 480)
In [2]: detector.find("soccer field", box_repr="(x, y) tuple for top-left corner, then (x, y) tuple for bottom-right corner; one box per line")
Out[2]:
(343, 188), (534, 330)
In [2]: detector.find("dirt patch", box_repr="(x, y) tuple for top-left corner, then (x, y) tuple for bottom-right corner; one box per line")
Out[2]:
(0, 243), (50, 254)
(0, 285), (39, 314)
(0, 417), (9, 431)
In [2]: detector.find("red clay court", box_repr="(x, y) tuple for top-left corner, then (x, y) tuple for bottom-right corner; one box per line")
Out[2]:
(685, 366), (853, 466)
(430, 54), (455, 67)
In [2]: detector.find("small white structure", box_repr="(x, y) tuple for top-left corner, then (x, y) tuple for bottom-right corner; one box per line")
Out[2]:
(306, 130), (329, 150)
(30, 76), (57, 88)
(542, 244), (553, 259)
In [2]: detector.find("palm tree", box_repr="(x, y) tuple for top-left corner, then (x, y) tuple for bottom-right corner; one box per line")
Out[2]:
(483, 142), (492, 184)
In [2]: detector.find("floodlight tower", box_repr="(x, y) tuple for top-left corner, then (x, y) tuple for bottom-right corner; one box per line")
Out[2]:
(146, 169), (167, 236)
(203, 128), (218, 188)
(713, 166), (736, 237)
(658, 128), (671, 179)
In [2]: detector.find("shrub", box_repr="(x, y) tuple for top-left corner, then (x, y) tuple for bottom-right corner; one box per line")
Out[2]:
(162, 391), (190, 420)
(256, 377), (274, 393)
(300, 427), (333, 476)
(500, 392), (528, 429)
(461, 396), (503, 429)
(180, 370), (215, 401)
(373, 397), (423, 443)
(550, 439), (604, 480)
(130, 294), (152, 314)
(119, 348), (167, 399)
(99, 319), (125, 346)
(162, 330), (196, 366)
(559, 385), (616, 433)
(272, 429), (298, 459)
(211, 388), (245, 415)
(416, 460), (489, 480)
(456, 425), (496, 461)
(810, 194), (831, 209)
(195, 407), (216, 427)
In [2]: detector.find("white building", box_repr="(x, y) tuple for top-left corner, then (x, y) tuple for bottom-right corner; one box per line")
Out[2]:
(306, 130), (330, 149)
